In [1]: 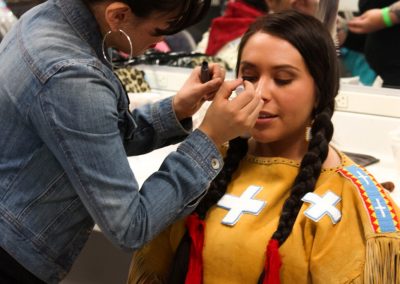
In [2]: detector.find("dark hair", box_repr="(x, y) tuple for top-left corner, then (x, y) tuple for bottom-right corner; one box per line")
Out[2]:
(84, 0), (211, 35)
(170, 10), (340, 283)
(243, 0), (269, 12)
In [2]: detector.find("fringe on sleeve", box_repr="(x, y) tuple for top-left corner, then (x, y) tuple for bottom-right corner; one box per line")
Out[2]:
(363, 234), (400, 284)
(127, 250), (166, 284)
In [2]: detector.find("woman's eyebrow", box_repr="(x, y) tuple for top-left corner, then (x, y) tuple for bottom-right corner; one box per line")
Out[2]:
(239, 61), (256, 69)
(271, 64), (301, 72)
(240, 61), (301, 72)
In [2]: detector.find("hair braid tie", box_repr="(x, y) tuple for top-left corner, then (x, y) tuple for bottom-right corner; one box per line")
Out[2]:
(263, 239), (282, 284)
(169, 137), (249, 283)
(184, 214), (205, 284)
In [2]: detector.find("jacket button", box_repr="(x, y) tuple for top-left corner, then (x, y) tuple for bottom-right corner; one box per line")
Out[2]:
(211, 158), (220, 170)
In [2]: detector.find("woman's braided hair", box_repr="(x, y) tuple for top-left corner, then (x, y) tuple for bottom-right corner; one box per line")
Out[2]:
(170, 10), (340, 283)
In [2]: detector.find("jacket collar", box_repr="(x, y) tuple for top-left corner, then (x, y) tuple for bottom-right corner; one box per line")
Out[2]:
(52, 0), (108, 66)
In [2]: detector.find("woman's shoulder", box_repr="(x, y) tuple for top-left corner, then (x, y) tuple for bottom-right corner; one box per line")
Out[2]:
(317, 153), (400, 235)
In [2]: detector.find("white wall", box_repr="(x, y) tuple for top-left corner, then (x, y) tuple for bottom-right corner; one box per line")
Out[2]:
(339, 0), (359, 12)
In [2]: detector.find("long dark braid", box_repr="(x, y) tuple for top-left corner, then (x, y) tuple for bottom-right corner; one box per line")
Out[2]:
(196, 137), (249, 219)
(270, 109), (334, 246)
(168, 137), (248, 283)
(259, 11), (339, 247)
(257, 108), (335, 283)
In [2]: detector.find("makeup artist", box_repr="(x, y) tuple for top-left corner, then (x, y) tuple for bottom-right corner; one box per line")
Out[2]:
(0, 0), (263, 283)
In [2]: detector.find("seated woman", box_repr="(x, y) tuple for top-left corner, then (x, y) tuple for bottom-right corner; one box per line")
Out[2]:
(128, 11), (400, 284)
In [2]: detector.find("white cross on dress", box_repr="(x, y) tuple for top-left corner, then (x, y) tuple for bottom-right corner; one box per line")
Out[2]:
(355, 169), (370, 185)
(217, 185), (266, 226)
(301, 191), (342, 224)
(374, 199), (387, 218)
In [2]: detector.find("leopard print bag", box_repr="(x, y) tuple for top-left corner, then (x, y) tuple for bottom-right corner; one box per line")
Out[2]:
(114, 66), (151, 93)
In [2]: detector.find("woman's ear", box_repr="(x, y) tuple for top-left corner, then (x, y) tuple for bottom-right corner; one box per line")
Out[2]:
(104, 2), (132, 31)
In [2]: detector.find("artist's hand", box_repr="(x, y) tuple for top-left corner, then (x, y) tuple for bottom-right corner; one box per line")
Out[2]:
(173, 63), (225, 121)
(198, 79), (263, 146)
(348, 8), (396, 33)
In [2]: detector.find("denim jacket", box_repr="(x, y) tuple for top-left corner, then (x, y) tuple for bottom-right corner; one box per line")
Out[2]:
(0, 0), (223, 282)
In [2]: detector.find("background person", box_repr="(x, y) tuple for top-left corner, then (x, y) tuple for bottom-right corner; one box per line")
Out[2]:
(128, 11), (400, 284)
(336, 15), (377, 86)
(0, 0), (264, 283)
(348, 0), (400, 88)
(195, 0), (269, 70)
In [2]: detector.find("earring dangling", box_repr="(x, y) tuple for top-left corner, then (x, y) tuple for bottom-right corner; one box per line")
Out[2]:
(305, 119), (314, 142)
(305, 126), (312, 142)
(101, 29), (133, 69)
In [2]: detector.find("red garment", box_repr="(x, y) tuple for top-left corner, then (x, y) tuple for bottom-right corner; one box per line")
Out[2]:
(205, 1), (264, 55)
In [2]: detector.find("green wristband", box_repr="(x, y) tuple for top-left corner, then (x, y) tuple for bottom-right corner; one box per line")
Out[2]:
(382, 7), (394, 27)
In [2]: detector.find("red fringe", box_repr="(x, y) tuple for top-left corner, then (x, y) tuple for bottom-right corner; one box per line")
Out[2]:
(263, 239), (282, 284)
(185, 214), (205, 284)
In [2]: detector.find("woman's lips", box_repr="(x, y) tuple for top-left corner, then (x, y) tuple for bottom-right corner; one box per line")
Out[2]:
(258, 111), (277, 119)
(256, 112), (277, 124)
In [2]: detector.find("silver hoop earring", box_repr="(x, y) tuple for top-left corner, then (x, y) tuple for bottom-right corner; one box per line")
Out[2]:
(101, 29), (133, 68)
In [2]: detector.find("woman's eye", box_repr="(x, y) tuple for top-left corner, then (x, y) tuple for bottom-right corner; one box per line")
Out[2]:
(275, 78), (292, 86)
(241, 76), (257, 82)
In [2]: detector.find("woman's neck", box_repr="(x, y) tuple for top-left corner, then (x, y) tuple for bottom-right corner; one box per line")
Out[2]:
(249, 139), (309, 162)
(248, 140), (341, 168)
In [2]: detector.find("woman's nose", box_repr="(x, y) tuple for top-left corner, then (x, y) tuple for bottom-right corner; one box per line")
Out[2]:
(255, 77), (271, 101)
